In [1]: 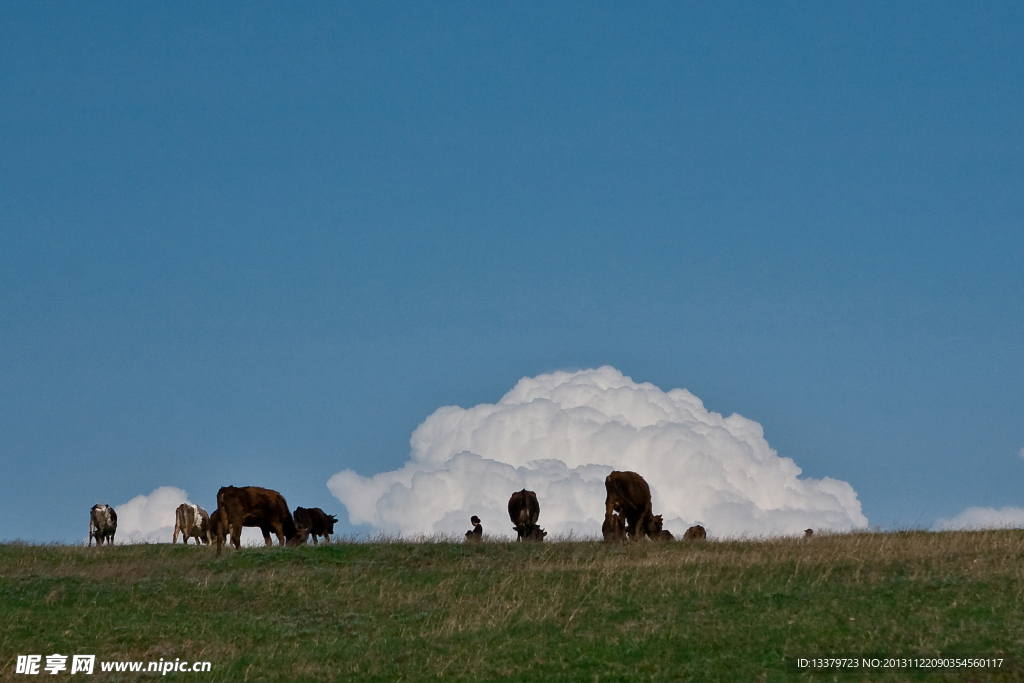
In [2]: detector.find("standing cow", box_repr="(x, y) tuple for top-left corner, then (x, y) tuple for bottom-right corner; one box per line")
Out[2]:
(172, 503), (212, 545)
(293, 507), (338, 546)
(213, 486), (306, 556)
(604, 471), (658, 541)
(89, 504), (117, 546)
(507, 489), (546, 542)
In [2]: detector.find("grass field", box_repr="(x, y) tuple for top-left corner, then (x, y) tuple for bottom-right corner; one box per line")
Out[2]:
(2, 531), (1023, 682)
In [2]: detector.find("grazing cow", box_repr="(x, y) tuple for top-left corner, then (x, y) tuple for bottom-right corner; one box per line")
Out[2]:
(604, 471), (658, 541)
(804, 528), (814, 538)
(209, 508), (233, 542)
(172, 503), (211, 545)
(602, 510), (627, 542)
(649, 515), (674, 542)
(465, 515), (482, 543)
(293, 507), (338, 546)
(507, 489), (546, 542)
(89, 504), (117, 546)
(213, 486), (305, 556)
(682, 525), (707, 541)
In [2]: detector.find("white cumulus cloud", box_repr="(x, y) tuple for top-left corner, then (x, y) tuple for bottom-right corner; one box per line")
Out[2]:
(328, 366), (868, 539)
(109, 486), (264, 545)
(933, 506), (1024, 531)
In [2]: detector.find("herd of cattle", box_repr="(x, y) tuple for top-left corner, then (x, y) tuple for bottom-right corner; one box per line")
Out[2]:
(88, 486), (339, 556)
(89, 470), (720, 553)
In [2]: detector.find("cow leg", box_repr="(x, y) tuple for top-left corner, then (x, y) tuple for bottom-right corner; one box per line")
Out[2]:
(230, 523), (242, 550)
(323, 533), (330, 544)
(172, 521), (180, 544)
(624, 511), (639, 540)
(638, 503), (654, 540)
(272, 522), (285, 547)
(312, 534), (318, 546)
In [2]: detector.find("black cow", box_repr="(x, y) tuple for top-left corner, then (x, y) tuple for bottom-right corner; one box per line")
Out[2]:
(293, 507), (338, 546)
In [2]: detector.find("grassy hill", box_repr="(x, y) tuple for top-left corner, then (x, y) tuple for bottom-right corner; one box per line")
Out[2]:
(2, 531), (1023, 681)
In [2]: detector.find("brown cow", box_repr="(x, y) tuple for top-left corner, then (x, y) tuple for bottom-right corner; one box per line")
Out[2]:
(293, 507), (338, 545)
(213, 486), (305, 556)
(465, 515), (482, 543)
(604, 471), (658, 541)
(804, 528), (814, 538)
(602, 510), (627, 542)
(209, 508), (235, 543)
(649, 514), (674, 541)
(89, 504), (117, 546)
(172, 503), (211, 545)
(507, 489), (546, 542)
(682, 525), (707, 541)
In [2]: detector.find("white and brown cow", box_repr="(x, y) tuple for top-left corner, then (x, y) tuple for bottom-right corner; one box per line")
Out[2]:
(172, 503), (212, 545)
(89, 504), (117, 546)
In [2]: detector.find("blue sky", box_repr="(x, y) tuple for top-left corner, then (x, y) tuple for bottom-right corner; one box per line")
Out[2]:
(2, 3), (1022, 541)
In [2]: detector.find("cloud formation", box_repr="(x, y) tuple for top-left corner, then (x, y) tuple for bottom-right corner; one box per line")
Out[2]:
(110, 486), (264, 545)
(328, 366), (868, 538)
(933, 506), (1024, 531)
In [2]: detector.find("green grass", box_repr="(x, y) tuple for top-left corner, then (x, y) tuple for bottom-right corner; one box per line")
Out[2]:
(2, 531), (1023, 681)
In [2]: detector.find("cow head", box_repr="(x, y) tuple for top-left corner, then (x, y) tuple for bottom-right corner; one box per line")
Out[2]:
(287, 527), (310, 547)
(647, 515), (674, 541)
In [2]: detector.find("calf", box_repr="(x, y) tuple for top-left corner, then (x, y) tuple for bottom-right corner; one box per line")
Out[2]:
(89, 504), (117, 546)
(649, 515), (674, 542)
(293, 507), (338, 546)
(602, 510), (627, 543)
(682, 525), (707, 541)
(172, 503), (211, 545)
